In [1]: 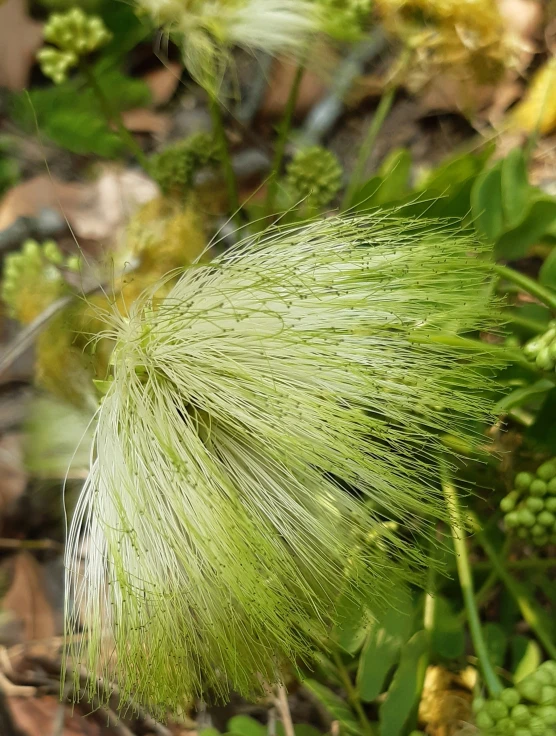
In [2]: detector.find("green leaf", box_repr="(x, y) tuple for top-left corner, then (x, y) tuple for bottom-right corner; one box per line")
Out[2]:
(334, 590), (369, 655)
(527, 387), (556, 450)
(303, 680), (361, 735)
(483, 623), (508, 669)
(228, 716), (266, 736)
(511, 636), (542, 682)
(374, 148), (412, 204)
(501, 148), (531, 230)
(356, 588), (413, 703)
(539, 248), (556, 289)
(378, 631), (429, 736)
(430, 595), (465, 659)
(494, 379), (555, 414)
(277, 725), (322, 736)
(471, 161), (504, 242)
(494, 197), (556, 260)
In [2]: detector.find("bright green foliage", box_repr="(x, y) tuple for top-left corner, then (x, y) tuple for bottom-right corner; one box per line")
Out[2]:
(474, 670), (556, 734)
(11, 70), (151, 157)
(524, 321), (556, 372)
(38, 8), (111, 84)
(285, 146), (343, 209)
(501, 460), (556, 547)
(150, 132), (220, 197)
(319, 0), (372, 39)
(65, 214), (501, 714)
(1, 239), (70, 324)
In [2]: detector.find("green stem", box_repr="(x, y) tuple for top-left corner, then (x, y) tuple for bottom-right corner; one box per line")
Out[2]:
(494, 264), (556, 312)
(80, 62), (150, 172)
(208, 94), (241, 226)
(264, 61), (305, 218)
(471, 515), (556, 660)
(469, 557), (556, 572)
(504, 311), (548, 335)
(441, 461), (504, 697)
(331, 650), (376, 736)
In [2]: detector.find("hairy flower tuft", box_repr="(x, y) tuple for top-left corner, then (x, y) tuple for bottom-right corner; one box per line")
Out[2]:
(65, 214), (501, 714)
(135, 0), (320, 92)
(285, 145), (342, 209)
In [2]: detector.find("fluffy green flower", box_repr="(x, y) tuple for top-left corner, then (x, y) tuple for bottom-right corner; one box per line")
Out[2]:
(135, 0), (320, 93)
(65, 215), (500, 714)
(285, 146), (342, 209)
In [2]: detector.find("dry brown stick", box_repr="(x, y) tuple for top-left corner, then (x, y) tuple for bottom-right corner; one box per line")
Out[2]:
(274, 685), (294, 736)
(0, 539), (64, 552)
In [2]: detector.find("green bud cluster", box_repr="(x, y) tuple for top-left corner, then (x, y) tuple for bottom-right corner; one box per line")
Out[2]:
(1, 239), (77, 323)
(501, 460), (556, 547)
(524, 321), (556, 371)
(285, 146), (343, 210)
(474, 667), (556, 734)
(37, 8), (111, 84)
(150, 132), (221, 197)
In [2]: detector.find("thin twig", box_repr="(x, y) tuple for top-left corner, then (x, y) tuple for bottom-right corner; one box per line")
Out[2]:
(274, 685), (295, 736)
(0, 539), (63, 552)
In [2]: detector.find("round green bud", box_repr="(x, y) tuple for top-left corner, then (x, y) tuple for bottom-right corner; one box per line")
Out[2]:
(518, 509), (537, 527)
(536, 347), (555, 371)
(473, 696), (486, 713)
(538, 511), (555, 527)
(475, 710), (495, 729)
(532, 523), (547, 536)
(514, 730), (532, 736)
(502, 688), (521, 708)
(540, 661), (556, 679)
(548, 478), (556, 495)
(530, 479), (548, 497)
(487, 699), (509, 720)
(516, 472), (534, 490)
(528, 715), (546, 735)
(519, 680), (543, 704)
(545, 497), (556, 512)
(534, 669), (553, 686)
(540, 685), (556, 704)
(526, 497), (545, 513)
(497, 716), (516, 733)
(533, 534), (549, 546)
(517, 526), (530, 539)
(505, 511), (521, 528)
(502, 492), (520, 512)
(538, 462), (556, 481)
(536, 704), (556, 724)
(513, 704), (533, 723)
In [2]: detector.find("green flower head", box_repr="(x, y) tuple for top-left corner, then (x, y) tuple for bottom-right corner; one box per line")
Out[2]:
(65, 214), (501, 715)
(285, 145), (343, 209)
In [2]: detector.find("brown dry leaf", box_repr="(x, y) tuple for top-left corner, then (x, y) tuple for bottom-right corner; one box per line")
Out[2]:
(260, 57), (329, 118)
(143, 61), (183, 105)
(0, 167), (158, 242)
(9, 696), (102, 736)
(0, 434), (27, 521)
(2, 552), (56, 642)
(0, 0), (43, 91)
(121, 108), (172, 135)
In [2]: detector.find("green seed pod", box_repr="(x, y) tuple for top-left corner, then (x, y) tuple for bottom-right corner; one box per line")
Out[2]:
(518, 679), (543, 704)
(538, 511), (555, 527)
(502, 492), (520, 512)
(530, 479), (548, 497)
(514, 729), (532, 736)
(533, 534), (549, 546)
(540, 685), (556, 704)
(285, 146), (343, 209)
(536, 704), (556, 725)
(545, 498), (556, 512)
(473, 697), (487, 713)
(505, 511), (521, 528)
(517, 526), (530, 539)
(475, 710), (495, 729)
(516, 472), (534, 490)
(536, 347), (554, 371)
(528, 715), (546, 735)
(518, 509), (537, 527)
(513, 704), (533, 724)
(549, 478), (556, 495)
(526, 497), (544, 513)
(502, 688), (521, 708)
(487, 699), (509, 720)
(540, 661), (556, 680)
(531, 523), (546, 536)
(537, 461), (556, 481)
(497, 716), (516, 733)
